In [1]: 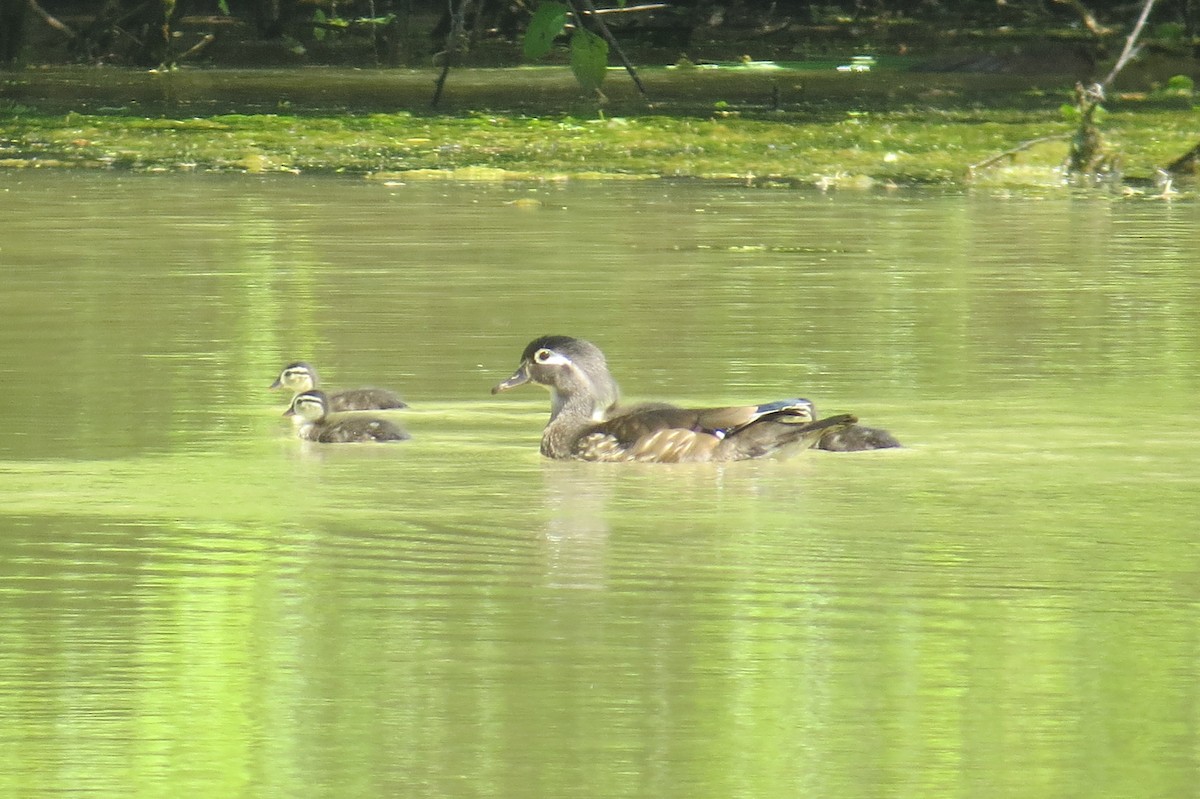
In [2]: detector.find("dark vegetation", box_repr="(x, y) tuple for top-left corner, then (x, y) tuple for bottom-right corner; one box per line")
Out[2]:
(3, 0), (1199, 69)
(1, 0), (1197, 186)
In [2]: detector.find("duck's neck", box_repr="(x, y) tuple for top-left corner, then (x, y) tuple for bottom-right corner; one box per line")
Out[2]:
(542, 388), (606, 458)
(292, 414), (325, 442)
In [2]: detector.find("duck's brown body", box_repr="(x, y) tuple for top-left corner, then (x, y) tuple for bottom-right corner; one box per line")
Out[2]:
(298, 415), (410, 444)
(548, 402), (858, 462)
(271, 362), (408, 411)
(493, 335), (862, 463)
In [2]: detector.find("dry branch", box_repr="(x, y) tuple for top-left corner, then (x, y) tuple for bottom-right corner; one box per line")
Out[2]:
(27, 0), (76, 38)
(431, 0), (470, 108)
(1052, 0), (1111, 36)
(967, 134), (1071, 177)
(1101, 0), (1158, 88)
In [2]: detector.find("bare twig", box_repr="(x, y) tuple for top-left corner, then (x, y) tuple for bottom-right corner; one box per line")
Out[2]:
(1052, 0), (1111, 36)
(967, 134), (1071, 177)
(27, 0), (76, 38)
(589, 3), (668, 14)
(177, 33), (215, 63)
(431, 0), (470, 108)
(1102, 0), (1158, 88)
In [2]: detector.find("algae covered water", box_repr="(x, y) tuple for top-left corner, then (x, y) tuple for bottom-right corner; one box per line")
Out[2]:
(1, 172), (1197, 798)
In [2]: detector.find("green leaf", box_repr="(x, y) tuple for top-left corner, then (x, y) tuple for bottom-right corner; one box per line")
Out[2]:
(569, 28), (608, 92)
(1154, 22), (1186, 41)
(312, 9), (326, 40)
(1059, 103), (1080, 121)
(217, 0), (230, 15)
(523, 2), (569, 60)
(1167, 74), (1195, 94)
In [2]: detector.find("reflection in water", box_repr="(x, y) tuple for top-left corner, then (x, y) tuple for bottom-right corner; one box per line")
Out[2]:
(1, 174), (1199, 798)
(540, 463), (612, 591)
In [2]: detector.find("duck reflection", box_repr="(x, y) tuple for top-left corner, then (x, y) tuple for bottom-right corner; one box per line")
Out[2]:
(539, 461), (613, 591)
(535, 460), (782, 592)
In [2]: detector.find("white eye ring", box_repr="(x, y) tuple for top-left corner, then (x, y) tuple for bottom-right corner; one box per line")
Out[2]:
(532, 348), (570, 366)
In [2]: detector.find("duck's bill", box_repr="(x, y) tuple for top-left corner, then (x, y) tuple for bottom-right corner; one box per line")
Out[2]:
(491, 364), (530, 394)
(269, 378), (283, 389)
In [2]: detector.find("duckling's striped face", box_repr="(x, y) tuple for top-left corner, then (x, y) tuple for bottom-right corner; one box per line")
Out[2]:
(271, 362), (318, 393)
(285, 390), (329, 422)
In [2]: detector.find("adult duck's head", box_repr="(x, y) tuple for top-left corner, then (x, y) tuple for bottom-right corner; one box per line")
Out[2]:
(492, 335), (620, 421)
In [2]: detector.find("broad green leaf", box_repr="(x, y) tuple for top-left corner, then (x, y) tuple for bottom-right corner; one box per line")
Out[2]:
(524, 2), (569, 60)
(569, 28), (608, 92)
(1167, 74), (1195, 93)
(313, 9), (326, 40)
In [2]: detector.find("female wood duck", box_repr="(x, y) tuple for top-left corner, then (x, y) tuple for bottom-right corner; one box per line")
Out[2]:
(285, 390), (410, 443)
(491, 335), (860, 463)
(271, 362), (408, 411)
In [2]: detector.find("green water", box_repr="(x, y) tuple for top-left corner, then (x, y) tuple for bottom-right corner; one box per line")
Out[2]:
(1, 173), (1198, 798)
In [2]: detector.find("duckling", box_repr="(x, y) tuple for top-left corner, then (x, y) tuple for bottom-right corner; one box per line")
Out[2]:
(271, 361), (407, 411)
(816, 421), (901, 451)
(491, 335), (857, 463)
(285, 390), (409, 443)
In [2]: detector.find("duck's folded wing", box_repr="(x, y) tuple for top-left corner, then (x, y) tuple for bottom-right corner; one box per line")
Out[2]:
(606, 398), (814, 436)
(714, 413), (857, 461)
(691, 399), (816, 436)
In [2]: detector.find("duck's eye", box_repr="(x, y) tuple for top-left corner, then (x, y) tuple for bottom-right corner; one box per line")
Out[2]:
(534, 349), (553, 363)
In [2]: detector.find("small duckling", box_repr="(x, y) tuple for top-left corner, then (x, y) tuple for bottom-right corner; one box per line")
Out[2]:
(285, 390), (409, 443)
(271, 361), (407, 411)
(799, 401), (901, 451)
(817, 424), (901, 452)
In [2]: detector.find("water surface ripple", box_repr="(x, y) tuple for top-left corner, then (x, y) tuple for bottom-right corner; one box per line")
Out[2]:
(1, 173), (1197, 799)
